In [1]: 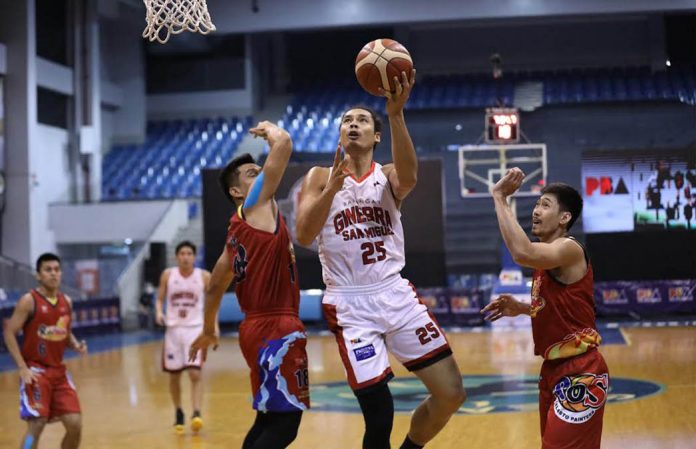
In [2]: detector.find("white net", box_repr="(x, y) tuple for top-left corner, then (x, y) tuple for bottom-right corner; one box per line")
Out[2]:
(142, 0), (216, 44)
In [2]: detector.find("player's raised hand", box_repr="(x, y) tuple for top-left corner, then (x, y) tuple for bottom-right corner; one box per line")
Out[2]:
(325, 142), (352, 194)
(189, 332), (219, 363)
(481, 294), (525, 321)
(19, 366), (39, 385)
(491, 167), (525, 198)
(249, 121), (290, 147)
(379, 69), (416, 116)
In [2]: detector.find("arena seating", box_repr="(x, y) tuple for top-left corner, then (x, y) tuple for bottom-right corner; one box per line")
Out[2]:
(281, 67), (696, 152)
(102, 117), (251, 200)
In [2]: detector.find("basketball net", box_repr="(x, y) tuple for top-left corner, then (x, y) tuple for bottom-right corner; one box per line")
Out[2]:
(142, 0), (216, 44)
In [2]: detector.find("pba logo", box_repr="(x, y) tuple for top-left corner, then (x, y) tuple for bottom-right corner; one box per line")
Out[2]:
(553, 373), (609, 424)
(421, 295), (438, 309)
(636, 288), (661, 304)
(601, 289), (629, 305)
(450, 296), (473, 313)
(668, 286), (694, 303)
(584, 176), (629, 196)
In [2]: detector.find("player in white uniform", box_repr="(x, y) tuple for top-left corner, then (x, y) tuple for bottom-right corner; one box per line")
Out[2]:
(296, 71), (466, 449)
(155, 241), (212, 435)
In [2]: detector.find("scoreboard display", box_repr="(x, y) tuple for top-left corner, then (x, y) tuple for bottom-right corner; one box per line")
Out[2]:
(485, 108), (520, 144)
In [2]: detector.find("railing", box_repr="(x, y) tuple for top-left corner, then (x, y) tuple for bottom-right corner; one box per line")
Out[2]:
(0, 255), (84, 307)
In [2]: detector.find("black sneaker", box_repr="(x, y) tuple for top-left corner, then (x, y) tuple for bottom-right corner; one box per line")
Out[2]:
(174, 408), (185, 434)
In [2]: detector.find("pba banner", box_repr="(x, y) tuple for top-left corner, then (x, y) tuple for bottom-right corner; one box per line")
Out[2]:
(594, 279), (696, 315)
(582, 149), (696, 233)
(417, 287), (487, 326)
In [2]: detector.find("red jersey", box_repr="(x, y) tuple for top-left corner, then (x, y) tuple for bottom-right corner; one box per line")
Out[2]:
(530, 238), (601, 360)
(21, 289), (72, 367)
(226, 206), (300, 315)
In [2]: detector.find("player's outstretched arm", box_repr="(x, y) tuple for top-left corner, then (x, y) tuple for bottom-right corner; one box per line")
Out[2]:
(382, 69), (418, 201)
(189, 250), (235, 362)
(295, 143), (351, 246)
(2, 294), (38, 384)
(492, 168), (583, 270)
(244, 121), (293, 211)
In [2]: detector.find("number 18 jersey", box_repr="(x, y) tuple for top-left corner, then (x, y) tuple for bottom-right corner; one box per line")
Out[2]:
(317, 162), (405, 287)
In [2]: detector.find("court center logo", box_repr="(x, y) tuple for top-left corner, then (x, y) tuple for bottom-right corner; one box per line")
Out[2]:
(309, 375), (662, 415)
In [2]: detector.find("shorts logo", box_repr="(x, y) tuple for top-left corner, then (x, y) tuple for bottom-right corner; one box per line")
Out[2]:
(353, 344), (376, 361)
(33, 387), (41, 403)
(167, 353), (174, 360)
(349, 338), (362, 345)
(553, 373), (609, 424)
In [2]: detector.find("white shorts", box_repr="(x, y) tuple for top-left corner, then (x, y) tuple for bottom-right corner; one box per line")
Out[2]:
(322, 275), (451, 393)
(162, 325), (203, 372)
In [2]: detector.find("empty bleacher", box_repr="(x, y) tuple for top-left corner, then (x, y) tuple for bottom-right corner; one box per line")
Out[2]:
(102, 117), (251, 201)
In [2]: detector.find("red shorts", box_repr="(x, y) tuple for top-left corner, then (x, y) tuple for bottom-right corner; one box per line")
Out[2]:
(20, 363), (81, 421)
(539, 349), (609, 449)
(239, 313), (310, 412)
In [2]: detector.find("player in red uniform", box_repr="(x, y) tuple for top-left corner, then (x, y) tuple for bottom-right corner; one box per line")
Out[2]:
(189, 121), (308, 449)
(482, 168), (609, 449)
(2, 253), (88, 449)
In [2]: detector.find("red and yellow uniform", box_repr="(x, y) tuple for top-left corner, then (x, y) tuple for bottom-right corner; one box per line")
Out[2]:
(531, 241), (609, 449)
(19, 289), (81, 420)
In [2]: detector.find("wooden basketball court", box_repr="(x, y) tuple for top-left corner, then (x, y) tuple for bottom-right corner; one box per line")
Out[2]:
(1, 326), (694, 448)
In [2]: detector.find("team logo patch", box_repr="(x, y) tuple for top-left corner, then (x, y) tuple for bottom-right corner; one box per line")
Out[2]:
(308, 375), (662, 415)
(232, 243), (248, 282)
(552, 373), (609, 424)
(353, 344), (376, 361)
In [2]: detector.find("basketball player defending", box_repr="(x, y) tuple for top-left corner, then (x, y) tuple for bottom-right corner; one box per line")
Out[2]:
(296, 71), (466, 449)
(189, 121), (309, 449)
(482, 169), (610, 449)
(155, 241), (211, 434)
(3, 253), (87, 449)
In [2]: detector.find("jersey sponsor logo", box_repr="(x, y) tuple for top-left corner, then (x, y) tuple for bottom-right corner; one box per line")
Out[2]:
(309, 375), (661, 415)
(37, 316), (69, 342)
(530, 277), (547, 318)
(333, 206), (395, 242)
(353, 344), (376, 361)
(553, 373), (609, 424)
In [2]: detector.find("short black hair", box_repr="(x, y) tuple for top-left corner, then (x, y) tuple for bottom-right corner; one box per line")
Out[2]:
(340, 105), (383, 149)
(541, 183), (583, 231)
(219, 153), (255, 203)
(36, 253), (61, 272)
(175, 240), (197, 255)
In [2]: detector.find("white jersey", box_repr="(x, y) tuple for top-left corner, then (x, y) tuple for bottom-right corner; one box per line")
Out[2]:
(165, 267), (205, 327)
(317, 162), (405, 286)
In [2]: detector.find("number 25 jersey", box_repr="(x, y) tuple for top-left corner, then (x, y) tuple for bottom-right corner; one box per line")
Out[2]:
(317, 162), (405, 287)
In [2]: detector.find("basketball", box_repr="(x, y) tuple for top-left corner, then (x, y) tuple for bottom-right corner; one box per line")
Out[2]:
(355, 38), (414, 96)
